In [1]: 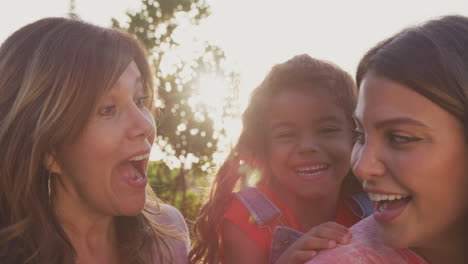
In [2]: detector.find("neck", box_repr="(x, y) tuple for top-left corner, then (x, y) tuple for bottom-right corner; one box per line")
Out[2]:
(411, 226), (468, 264)
(269, 182), (341, 230)
(54, 186), (119, 263)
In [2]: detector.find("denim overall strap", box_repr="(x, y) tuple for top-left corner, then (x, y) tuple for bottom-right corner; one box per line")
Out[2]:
(269, 226), (303, 264)
(348, 192), (374, 218)
(235, 187), (282, 227)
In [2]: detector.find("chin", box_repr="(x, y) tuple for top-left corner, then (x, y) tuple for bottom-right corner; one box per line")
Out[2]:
(379, 227), (411, 249)
(119, 195), (147, 216)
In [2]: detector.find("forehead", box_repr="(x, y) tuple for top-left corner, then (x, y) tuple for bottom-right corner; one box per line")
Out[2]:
(114, 61), (142, 88)
(356, 73), (457, 129)
(268, 89), (347, 124)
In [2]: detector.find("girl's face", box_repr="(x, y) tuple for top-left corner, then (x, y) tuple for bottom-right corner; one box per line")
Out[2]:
(266, 89), (354, 201)
(51, 61), (155, 218)
(352, 73), (468, 251)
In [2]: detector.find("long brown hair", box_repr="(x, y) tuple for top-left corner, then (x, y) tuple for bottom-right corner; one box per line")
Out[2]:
(0, 17), (175, 264)
(356, 15), (468, 131)
(189, 54), (360, 264)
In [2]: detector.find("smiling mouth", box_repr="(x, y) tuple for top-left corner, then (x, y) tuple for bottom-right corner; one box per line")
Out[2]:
(294, 164), (329, 178)
(368, 193), (412, 211)
(368, 192), (412, 223)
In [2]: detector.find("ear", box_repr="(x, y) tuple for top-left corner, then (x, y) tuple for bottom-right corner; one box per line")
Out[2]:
(44, 152), (63, 175)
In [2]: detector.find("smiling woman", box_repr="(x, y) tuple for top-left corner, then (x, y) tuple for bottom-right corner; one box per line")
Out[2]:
(0, 17), (189, 264)
(307, 15), (468, 264)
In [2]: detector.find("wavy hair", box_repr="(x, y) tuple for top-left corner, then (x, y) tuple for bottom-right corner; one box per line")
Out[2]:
(0, 17), (177, 264)
(189, 54), (360, 264)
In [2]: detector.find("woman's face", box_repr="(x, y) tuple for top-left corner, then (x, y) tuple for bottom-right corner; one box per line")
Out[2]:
(352, 73), (468, 251)
(52, 61), (155, 218)
(266, 89), (354, 201)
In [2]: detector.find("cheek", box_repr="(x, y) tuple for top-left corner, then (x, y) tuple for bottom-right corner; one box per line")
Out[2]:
(350, 144), (362, 177)
(60, 126), (120, 175)
(143, 109), (156, 142)
(268, 140), (291, 156)
(266, 143), (291, 171)
(326, 137), (353, 163)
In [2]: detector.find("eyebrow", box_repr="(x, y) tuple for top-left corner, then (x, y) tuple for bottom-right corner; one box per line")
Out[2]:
(270, 115), (343, 130)
(316, 116), (343, 123)
(270, 121), (293, 130)
(353, 114), (430, 129)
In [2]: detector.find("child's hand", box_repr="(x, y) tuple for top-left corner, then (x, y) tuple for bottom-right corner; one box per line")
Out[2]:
(275, 222), (352, 264)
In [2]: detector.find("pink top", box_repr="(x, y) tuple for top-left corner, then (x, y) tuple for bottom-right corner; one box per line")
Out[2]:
(146, 203), (190, 264)
(305, 216), (428, 264)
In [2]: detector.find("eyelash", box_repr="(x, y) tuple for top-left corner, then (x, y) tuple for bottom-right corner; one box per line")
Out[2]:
(274, 132), (295, 139)
(353, 129), (423, 145)
(320, 127), (341, 134)
(98, 96), (149, 116)
(99, 105), (116, 116)
(389, 134), (423, 144)
(136, 95), (150, 108)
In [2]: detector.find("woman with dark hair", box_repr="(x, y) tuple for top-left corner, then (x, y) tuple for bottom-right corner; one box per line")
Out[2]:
(190, 54), (373, 264)
(307, 15), (468, 264)
(0, 17), (188, 263)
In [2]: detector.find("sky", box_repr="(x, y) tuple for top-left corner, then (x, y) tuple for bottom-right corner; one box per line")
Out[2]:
(1, 0), (468, 163)
(2, 0), (468, 97)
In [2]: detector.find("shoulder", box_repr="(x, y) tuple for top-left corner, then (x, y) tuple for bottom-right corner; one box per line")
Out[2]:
(222, 189), (272, 254)
(146, 203), (188, 233)
(144, 202), (190, 264)
(224, 186), (275, 225)
(306, 217), (406, 264)
(224, 196), (251, 223)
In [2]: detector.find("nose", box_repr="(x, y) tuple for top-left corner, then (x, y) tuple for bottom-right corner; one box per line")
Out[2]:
(351, 140), (385, 181)
(298, 133), (319, 154)
(127, 106), (156, 141)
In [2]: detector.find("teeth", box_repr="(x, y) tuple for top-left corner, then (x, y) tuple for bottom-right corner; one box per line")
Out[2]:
(295, 164), (328, 173)
(380, 202), (389, 211)
(368, 193), (408, 202)
(129, 153), (150, 161)
(133, 167), (144, 181)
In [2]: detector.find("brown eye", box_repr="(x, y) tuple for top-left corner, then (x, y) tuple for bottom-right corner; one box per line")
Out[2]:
(389, 134), (422, 144)
(98, 105), (116, 116)
(319, 126), (341, 134)
(136, 95), (149, 108)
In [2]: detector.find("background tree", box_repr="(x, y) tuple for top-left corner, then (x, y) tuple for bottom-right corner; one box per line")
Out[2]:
(112, 0), (240, 224)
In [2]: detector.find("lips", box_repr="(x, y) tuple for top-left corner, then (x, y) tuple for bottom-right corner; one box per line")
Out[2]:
(116, 152), (150, 188)
(293, 163), (329, 180)
(367, 191), (412, 223)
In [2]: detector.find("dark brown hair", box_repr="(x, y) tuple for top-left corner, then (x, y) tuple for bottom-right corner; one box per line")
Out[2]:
(0, 17), (176, 264)
(356, 15), (468, 125)
(190, 54), (359, 264)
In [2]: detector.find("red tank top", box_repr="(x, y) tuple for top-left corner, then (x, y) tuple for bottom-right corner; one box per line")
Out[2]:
(223, 186), (361, 254)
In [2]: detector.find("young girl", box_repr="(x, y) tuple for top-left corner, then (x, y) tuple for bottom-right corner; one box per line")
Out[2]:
(190, 55), (373, 264)
(307, 15), (468, 264)
(0, 18), (189, 263)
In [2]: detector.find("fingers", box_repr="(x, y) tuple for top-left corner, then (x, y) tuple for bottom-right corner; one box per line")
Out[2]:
(301, 222), (352, 250)
(300, 236), (338, 251)
(290, 250), (318, 264)
(311, 222), (349, 234)
(315, 227), (351, 244)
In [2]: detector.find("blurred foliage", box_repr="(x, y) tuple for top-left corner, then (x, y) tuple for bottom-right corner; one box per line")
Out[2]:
(112, 0), (239, 224)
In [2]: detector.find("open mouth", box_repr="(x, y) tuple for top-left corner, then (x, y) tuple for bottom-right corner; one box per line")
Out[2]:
(368, 192), (412, 222)
(294, 164), (329, 179)
(128, 153), (149, 182)
(115, 152), (150, 189)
